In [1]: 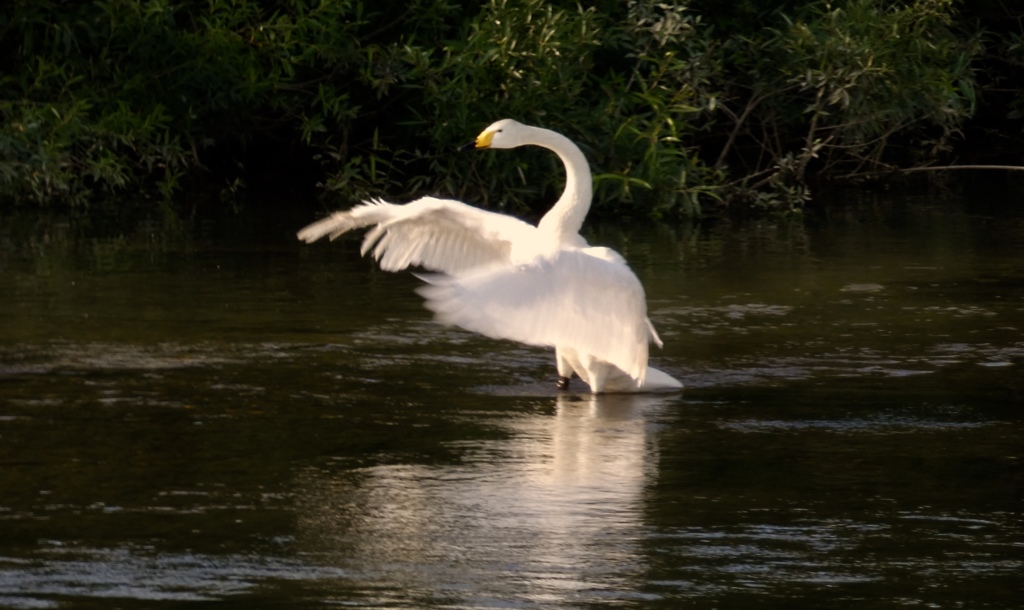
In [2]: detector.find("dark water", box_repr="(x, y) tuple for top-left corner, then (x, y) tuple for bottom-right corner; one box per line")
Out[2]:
(1, 184), (1022, 608)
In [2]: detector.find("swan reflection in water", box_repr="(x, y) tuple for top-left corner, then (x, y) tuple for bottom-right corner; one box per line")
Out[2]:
(295, 391), (676, 606)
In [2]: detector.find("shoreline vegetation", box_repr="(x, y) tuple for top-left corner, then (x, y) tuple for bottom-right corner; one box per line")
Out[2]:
(2, 0), (1022, 218)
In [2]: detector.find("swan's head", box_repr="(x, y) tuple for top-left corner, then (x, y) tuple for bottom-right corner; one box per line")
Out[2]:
(474, 119), (530, 150)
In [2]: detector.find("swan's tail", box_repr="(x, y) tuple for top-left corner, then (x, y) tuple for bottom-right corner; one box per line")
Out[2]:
(296, 199), (395, 243)
(639, 366), (683, 391)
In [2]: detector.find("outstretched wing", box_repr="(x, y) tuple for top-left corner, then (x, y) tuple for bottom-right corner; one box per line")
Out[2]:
(417, 249), (652, 381)
(297, 196), (537, 275)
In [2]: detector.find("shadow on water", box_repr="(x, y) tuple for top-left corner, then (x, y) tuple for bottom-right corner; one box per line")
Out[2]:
(1, 181), (1022, 608)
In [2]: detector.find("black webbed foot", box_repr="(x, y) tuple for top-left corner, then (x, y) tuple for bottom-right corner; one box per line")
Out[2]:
(556, 375), (571, 390)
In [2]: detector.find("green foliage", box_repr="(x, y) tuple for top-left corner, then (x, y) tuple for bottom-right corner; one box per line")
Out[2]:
(594, 0), (720, 217)
(0, 0), (1015, 216)
(705, 0), (983, 209)
(779, 0), (979, 174)
(0, 0), (459, 205)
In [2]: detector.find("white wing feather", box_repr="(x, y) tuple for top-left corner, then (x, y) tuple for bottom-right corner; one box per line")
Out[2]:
(297, 197), (538, 275)
(417, 249), (652, 381)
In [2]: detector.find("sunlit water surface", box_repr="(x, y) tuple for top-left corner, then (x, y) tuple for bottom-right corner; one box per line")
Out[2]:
(1, 184), (1022, 608)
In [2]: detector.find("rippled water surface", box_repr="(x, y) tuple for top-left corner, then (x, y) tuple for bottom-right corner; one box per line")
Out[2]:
(1, 186), (1022, 608)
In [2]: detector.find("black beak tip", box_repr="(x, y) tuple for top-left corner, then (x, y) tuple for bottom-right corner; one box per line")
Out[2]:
(457, 141), (477, 153)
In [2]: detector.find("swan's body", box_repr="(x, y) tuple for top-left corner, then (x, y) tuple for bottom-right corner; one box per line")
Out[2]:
(297, 119), (682, 393)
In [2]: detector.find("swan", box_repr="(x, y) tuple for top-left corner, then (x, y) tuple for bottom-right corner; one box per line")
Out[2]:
(297, 119), (682, 393)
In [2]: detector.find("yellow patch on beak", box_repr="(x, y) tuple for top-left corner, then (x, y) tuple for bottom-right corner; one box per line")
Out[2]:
(475, 129), (496, 149)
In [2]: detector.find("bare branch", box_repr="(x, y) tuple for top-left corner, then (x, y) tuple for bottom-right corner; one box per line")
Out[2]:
(845, 164), (1024, 180)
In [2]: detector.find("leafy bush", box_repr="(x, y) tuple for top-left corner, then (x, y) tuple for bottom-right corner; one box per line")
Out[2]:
(0, 0), (1015, 216)
(0, 0), (461, 205)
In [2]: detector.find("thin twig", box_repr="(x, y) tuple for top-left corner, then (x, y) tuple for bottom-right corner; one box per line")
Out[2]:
(845, 164), (1024, 180)
(714, 90), (768, 171)
(899, 164), (1024, 173)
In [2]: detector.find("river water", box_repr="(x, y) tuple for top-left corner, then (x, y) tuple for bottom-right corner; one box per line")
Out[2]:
(1, 181), (1022, 608)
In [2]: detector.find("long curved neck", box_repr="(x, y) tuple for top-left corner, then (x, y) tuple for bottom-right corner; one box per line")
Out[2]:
(525, 127), (592, 241)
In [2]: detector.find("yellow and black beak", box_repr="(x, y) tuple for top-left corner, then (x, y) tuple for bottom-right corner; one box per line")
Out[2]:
(459, 127), (496, 152)
(474, 128), (497, 149)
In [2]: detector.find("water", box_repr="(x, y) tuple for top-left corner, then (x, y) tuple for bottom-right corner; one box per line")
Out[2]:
(1, 183), (1022, 608)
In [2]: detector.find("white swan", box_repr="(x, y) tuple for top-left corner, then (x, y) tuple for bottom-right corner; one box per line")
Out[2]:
(297, 119), (682, 393)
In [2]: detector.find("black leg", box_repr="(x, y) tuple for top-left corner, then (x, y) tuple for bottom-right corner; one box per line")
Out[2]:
(556, 376), (571, 390)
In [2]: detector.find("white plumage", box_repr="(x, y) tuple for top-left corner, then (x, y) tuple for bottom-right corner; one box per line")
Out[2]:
(296, 196), (533, 274)
(297, 119), (682, 393)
